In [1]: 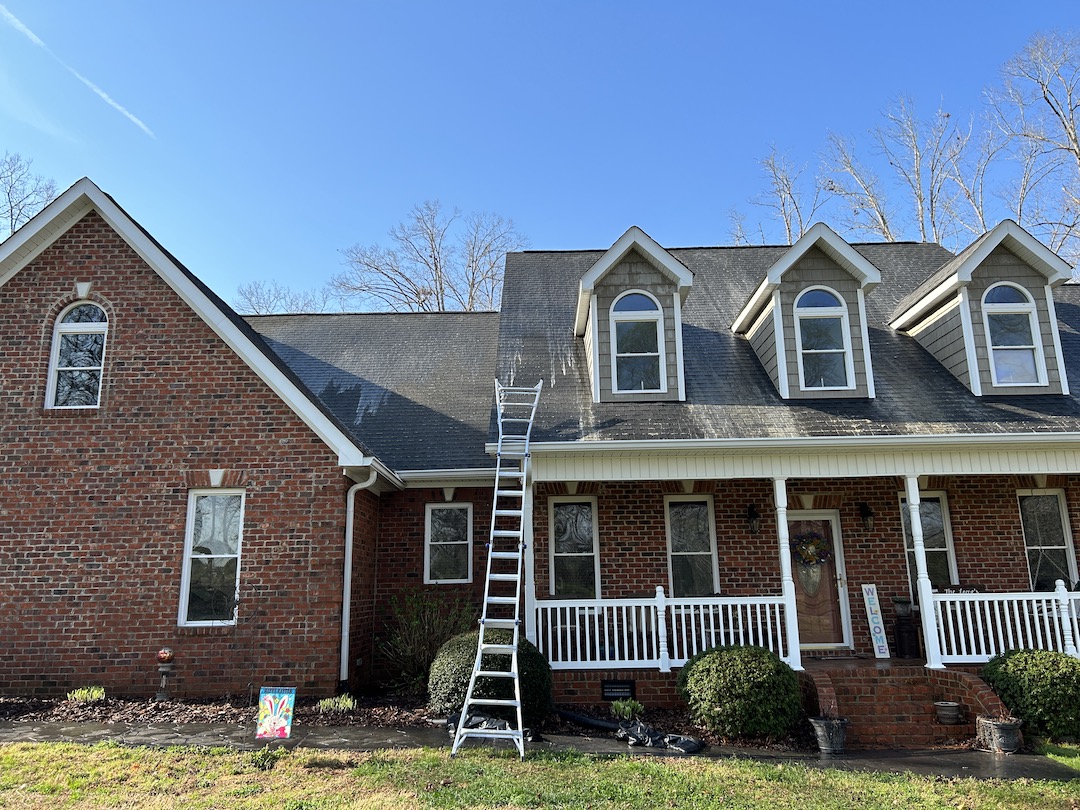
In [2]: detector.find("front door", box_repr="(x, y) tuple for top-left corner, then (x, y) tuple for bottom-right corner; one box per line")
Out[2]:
(788, 511), (852, 648)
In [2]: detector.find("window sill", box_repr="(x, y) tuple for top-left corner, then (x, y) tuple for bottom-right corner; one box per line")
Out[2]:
(176, 624), (237, 636)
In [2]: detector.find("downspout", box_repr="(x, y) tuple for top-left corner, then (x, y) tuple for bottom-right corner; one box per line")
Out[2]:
(340, 466), (379, 688)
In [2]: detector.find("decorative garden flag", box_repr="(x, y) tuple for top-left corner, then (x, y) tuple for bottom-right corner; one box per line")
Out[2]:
(255, 687), (296, 739)
(861, 584), (891, 659)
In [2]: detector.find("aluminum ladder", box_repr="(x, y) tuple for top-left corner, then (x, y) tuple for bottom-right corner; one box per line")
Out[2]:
(451, 379), (543, 760)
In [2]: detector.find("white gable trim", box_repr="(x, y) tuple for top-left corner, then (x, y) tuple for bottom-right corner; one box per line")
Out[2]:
(1045, 285), (1070, 395)
(857, 288), (876, 399)
(0, 178), (370, 468)
(732, 222), (881, 334)
(957, 287), (983, 396)
(574, 226), (693, 336)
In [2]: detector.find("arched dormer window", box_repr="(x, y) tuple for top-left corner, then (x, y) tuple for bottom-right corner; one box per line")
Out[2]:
(45, 301), (109, 408)
(982, 283), (1045, 386)
(610, 291), (666, 393)
(794, 287), (854, 390)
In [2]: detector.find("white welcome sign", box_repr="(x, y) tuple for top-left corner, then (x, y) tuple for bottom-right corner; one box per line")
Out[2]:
(861, 584), (891, 659)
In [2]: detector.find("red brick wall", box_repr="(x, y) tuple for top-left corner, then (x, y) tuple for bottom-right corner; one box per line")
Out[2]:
(0, 211), (351, 698)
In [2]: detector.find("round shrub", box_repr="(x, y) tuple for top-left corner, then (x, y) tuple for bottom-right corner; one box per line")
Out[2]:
(677, 645), (800, 740)
(982, 649), (1080, 740)
(427, 629), (553, 728)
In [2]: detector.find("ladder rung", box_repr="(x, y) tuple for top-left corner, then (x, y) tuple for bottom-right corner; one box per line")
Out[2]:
(476, 669), (516, 678)
(481, 618), (518, 629)
(496, 490), (523, 498)
(480, 643), (517, 655)
(468, 698), (520, 708)
(490, 551), (521, 560)
(489, 573), (519, 582)
(486, 596), (517, 605)
(456, 728), (523, 740)
(492, 530), (522, 538)
(494, 509), (523, 517)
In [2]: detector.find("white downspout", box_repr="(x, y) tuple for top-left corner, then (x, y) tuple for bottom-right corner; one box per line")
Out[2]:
(340, 467), (379, 686)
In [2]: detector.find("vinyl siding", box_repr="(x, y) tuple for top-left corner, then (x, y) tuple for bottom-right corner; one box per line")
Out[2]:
(747, 302), (779, 389)
(913, 303), (970, 388)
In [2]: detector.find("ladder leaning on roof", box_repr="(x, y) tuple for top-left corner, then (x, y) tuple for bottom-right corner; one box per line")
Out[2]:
(450, 379), (543, 760)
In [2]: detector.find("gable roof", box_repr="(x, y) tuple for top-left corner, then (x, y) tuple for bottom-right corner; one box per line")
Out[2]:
(890, 220), (1074, 331)
(246, 312), (501, 473)
(573, 226), (693, 335)
(0, 178), (393, 480)
(732, 222), (882, 334)
(497, 237), (1080, 448)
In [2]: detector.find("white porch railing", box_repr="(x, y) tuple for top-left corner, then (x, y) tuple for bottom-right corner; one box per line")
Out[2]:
(534, 586), (792, 671)
(930, 579), (1080, 664)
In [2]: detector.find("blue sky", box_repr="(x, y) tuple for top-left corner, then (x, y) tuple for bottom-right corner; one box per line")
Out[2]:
(1, 1), (1075, 304)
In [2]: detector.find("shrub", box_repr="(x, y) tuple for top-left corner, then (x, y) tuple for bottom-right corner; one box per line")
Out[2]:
(378, 590), (476, 694)
(316, 694), (357, 715)
(677, 645), (800, 740)
(610, 699), (644, 722)
(982, 649), (1080, 740)
(427, 629), (553, 728)
(66, 686), (106, 703)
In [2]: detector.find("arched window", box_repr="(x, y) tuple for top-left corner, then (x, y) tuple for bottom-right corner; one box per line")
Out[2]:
(982, 283), (1044, 386)
(610, 291), (666, 393)
(46, 302), (108, 408)
(794, 287), (853, 389)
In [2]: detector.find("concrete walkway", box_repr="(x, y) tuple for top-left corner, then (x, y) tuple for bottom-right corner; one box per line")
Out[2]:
(1, 720), (1077, 782)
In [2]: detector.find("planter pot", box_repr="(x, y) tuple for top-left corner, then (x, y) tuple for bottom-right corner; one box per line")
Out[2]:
(976, 715), (1023, 753)
(809, 716), (848, 754)
(933, 701), (962, 725)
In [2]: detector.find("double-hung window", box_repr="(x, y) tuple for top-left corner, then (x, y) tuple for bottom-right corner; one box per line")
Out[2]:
(665, 496), (719, 597)
(179, 490), (244, 626)
(982, 284), (1045, 386)
(898, 492), (957, 597)
(424, 503), (472, 584)
(1017, 490), (1078, 591)
(794, 288), (853, 390)
(549, 497), (599, 597)
(610, 291), (666, 393)
(46, 302), (108, 408)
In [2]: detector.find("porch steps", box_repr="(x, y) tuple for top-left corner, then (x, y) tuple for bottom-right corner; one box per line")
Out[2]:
(451, 379), (543, 761)
(806, 663), (1006, 750)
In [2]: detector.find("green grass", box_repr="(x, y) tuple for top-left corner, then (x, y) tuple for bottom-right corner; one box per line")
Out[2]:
(1038, 741), (1080, 773)
(0, 742), (1077, 809)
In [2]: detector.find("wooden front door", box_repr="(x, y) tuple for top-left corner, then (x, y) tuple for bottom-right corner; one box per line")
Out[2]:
(788, 511), (851, 648)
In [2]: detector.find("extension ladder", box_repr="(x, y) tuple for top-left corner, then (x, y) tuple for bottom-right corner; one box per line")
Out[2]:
(450, 379), (543, 760)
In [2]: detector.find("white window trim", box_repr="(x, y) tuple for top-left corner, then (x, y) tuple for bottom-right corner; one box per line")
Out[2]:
(981, 282), (1048, 388)
(424, 502), (473, 584)
(793, 286), (856, 392)
(548, 495), (600, 597)
(1017, 488), (1079, 590)
(44, 300), (109, 409)
(664, 494), (720, 597)
(897, 490), (959, 599)
(609, 289), (668, 395)
(178, 488), (245, 627)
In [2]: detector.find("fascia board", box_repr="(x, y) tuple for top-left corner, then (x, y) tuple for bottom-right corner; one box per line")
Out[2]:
(889, 274), (961, 331)
(766, 223), (882, 288)
(395, 467), (499, 487)
(0, 178), (97, 283)
(731, 277), (775, 334)
(3, 178), (371, 468)
(951, 221), (1071, 286)
(344, 461), (404, 489)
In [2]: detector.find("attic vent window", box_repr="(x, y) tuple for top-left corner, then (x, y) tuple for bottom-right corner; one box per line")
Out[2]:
(794, 287), (854, 390)
(610, 290), (666, 394)
(982, 283), (1045, 386)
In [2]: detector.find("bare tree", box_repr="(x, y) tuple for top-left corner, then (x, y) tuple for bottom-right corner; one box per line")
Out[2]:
(753, 147), (829, 243)
(233, 280), (343, 315)
(332, 200), (527, 312)
(822, 133), (897, 241)
(1, 152), (57, 238)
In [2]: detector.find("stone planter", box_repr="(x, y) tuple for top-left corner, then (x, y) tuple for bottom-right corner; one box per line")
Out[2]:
(808, 716), (848, 754)
(933, 700), (962, 725)
(976, 715), (1023, 753)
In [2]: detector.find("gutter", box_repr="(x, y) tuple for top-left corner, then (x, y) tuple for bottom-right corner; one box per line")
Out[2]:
(340, 466), (379, 688)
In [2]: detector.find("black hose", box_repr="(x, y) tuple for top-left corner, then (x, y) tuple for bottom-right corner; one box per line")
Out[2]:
(555, 707), (620, 731)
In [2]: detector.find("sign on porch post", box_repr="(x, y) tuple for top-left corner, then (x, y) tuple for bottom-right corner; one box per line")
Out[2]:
(861, 585), (891, 659)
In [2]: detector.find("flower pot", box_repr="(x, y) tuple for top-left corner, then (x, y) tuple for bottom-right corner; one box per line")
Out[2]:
(976, 715), (1023, 753)
(809, 716), (848, 754)
(933, 700), (962, 725)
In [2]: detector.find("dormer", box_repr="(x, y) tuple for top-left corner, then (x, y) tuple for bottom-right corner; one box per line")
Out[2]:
(575, 227), (693, 403)
(731, 223), (881, 399)
(889, 220), (1073, 396)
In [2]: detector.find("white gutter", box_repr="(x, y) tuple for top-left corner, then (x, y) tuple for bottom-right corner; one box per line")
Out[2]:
(340, 466), (379, 686)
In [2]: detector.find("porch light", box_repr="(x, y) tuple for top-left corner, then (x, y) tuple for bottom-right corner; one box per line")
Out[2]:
(746, 504), (762, 534)
(858, 502), (875, 532)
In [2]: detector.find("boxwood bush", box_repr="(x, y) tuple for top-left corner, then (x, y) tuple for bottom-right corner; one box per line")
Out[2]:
(982, 648), (1080, 740)
(427, 629), (553, 728)
(677, 645), (800, 740)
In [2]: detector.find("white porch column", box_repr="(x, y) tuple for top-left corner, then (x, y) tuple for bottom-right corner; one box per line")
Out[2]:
(655, 585), (671, 673)
(774, 478), (803, 671)
(1055, 579), (1079, 659)
(523, 480), (537, 645)
(905, 476), (944, 669)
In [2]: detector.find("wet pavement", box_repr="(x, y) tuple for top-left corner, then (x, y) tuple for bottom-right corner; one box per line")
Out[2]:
(1, 720), (1077, 782)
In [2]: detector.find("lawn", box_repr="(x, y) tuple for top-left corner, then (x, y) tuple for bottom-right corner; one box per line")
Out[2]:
(0, 742), (1077, 809)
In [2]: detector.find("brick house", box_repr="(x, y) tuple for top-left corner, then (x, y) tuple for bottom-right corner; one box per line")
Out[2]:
(2, 179), (1079, 745)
